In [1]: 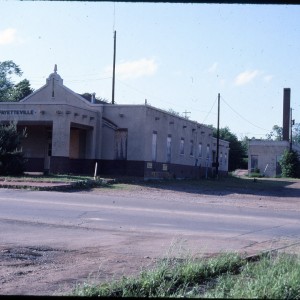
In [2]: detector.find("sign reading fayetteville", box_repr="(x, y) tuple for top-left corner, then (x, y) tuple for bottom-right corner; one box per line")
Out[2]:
(0, 110), (35, 115)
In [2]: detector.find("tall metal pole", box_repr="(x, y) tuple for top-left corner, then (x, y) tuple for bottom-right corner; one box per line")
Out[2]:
(216, 93), (220, 178)
(112, 30), (116, 104)
(290, 107), (293, 151)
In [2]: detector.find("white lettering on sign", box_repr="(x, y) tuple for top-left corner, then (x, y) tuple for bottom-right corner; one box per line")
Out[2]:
(0, 110), (35, 115)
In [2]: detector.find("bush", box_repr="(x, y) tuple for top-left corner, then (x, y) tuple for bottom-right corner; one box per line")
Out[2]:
(279, 149), (300, 178)
(0, 122), (27, 175)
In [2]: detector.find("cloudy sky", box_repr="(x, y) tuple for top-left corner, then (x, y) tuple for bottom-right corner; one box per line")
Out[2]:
(1, 1), (300, 139)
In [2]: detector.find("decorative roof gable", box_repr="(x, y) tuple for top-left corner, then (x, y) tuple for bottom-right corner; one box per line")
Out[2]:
(20, 65), (97, 109)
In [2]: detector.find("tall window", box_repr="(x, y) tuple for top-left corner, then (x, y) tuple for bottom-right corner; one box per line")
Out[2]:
(206, 144), (210, 160)
(251, 155), (258, 172)
(115, 129), (128, 160)
(152, 131), (157, 162)
(190, 140), (194, 156)
(166, 135), (171, 163)
(180, 138), (185, 155)
(198, 143), (202, 158)
(220, 152), (223, 165)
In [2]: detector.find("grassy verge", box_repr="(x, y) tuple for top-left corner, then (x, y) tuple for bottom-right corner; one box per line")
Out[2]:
(138, 174), (299, 195)
(73, 251), (300, 298)
(0, 173), (299, 193)
(0, 174), (117, 191)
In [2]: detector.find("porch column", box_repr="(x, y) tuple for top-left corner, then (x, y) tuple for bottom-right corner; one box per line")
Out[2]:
(52, 119), (71, 157)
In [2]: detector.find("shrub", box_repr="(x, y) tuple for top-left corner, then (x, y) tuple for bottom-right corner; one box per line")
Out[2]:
(279, 149), (300, 178)
(0, 122), (27, 175)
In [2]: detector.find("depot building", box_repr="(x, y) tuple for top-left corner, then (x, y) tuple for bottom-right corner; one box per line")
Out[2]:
(0, 67), (229, 179)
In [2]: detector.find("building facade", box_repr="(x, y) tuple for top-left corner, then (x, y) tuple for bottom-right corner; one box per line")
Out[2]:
(0, 68), (229, 179)
(248, 140), (300, 177)
(248, 88), (300, 178)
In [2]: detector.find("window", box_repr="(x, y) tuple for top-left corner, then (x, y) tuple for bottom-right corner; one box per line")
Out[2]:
(152, 131), (157, 162)
(206, 144), (210, 160)
(251, 155), (258, 172)
(180, 138), (185, 155)
(198, 143), (202, 158)
(190, 140), (194, 156)
(115, 129), (128, 160)
(220, 152), (223, 165)
(166, 135), (171, 163)
(225, 152), (227, 164)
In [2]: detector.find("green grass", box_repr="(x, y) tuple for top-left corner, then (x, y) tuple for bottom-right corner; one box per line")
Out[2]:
(140, 174), (298, 194)
(1, 172), (299, 193)
(0, 174), (118, 191)
(72, 252), (300, 298)
(0, 174), (97, 182)
(205, 252), (300, 299)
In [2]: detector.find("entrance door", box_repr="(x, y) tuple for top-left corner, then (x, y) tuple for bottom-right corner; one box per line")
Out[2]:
(44, 130), (52, 173)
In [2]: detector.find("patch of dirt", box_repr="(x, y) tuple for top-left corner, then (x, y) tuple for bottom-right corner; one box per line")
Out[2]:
(0, 245), (157, 296)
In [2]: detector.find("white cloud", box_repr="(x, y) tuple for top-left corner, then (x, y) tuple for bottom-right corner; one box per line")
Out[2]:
(236, 70), (262, 86)
(208, 62), (218, 73)
(0, 28), (17, 45)
(105, 58), (158, 80)
(234, 70), (274, 86)
(263, 74), (274, 82)
(234, 70), (261, 86)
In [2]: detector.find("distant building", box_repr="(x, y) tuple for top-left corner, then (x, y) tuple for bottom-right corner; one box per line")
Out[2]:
(0, 67), (229, 179)
(248, 140), (300, 177)
(248, 88), (300, 177)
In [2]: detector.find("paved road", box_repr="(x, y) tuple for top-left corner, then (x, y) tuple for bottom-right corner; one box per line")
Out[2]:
(1, 188), (299, 255)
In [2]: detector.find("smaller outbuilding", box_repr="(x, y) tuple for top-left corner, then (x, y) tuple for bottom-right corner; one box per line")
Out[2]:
(248, 88), (300, 177)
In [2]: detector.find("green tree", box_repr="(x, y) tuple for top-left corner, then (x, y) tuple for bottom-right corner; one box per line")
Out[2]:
(167, 108), (181, 117)
(279, 149), (300, 178)
(292, 123), (300, 144)
(0, 60), (33, 101)
(0, 122), (27, 175)
(79, 93), (108, 104)
(211, 126), (247, 171)
(266, 123), (300, 144)
(9, 79), (34, 101)
(266, 125), (283, 141)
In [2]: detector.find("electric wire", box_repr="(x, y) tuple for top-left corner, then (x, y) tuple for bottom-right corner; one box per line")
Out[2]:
(116, 78), (186, 109)
(202, 95), (218, 124)
(221, 95), (269, 132)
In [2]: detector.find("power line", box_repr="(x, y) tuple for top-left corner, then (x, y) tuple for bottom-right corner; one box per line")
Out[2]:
(221, 96), (269, 132)
(202, 95), (218, 124)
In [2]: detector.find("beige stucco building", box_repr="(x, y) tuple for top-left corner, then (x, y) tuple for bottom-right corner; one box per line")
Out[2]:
(248, 88), (300, 178)
(248, 140), (300, 177)
(0, 68), (229, 178)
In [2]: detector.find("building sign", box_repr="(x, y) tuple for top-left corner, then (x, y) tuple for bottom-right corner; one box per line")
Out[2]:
(0, 110), (35, 115)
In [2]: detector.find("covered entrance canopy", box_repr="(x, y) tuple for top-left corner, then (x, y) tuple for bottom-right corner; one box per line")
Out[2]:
(0, 67), (102, 174)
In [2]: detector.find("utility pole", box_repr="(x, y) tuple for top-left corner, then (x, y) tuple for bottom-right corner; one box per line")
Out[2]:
(183, 110), (191, 119)
(290, 108), (295, 151)
(112, 30), (116, 104)
(216, 93), (220, 179)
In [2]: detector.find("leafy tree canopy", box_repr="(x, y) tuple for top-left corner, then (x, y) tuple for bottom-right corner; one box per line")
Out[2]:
(266, 125), (283, 141)
(0, 60), (34, 102)
(210, 126), (248, 171)
(79, 93), (108, 104)
(266, 123), (300, 144)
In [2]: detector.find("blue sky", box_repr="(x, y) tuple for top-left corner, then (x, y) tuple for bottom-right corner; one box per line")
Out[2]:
(1, 1), (300, 139)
